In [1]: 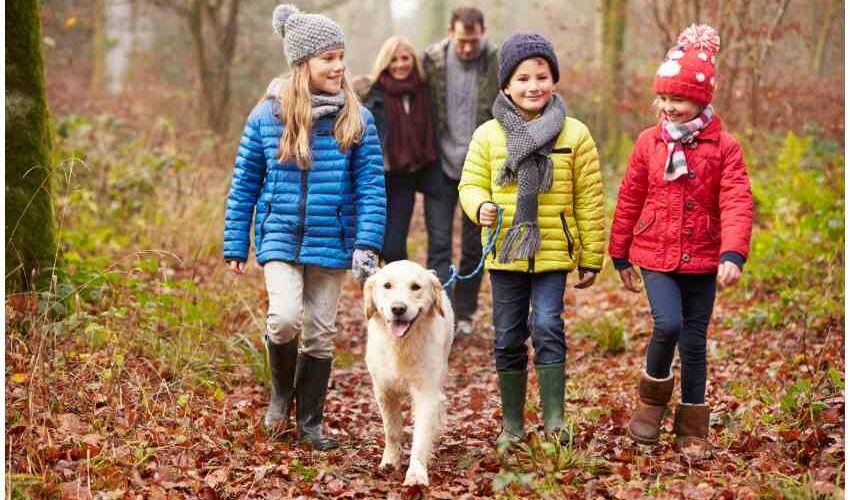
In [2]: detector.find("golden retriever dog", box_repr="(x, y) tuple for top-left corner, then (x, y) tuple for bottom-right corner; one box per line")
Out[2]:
(363, 260), (455, 486)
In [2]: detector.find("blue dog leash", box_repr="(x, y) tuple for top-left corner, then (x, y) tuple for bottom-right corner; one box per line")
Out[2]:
(442, 207), (503, 290)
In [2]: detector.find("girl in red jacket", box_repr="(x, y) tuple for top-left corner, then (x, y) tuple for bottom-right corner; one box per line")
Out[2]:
(608, 25), (753, 461)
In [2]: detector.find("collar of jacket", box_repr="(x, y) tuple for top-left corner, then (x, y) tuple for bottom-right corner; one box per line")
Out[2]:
(425, 37), (494, 72)
(654, 114), (723, 143)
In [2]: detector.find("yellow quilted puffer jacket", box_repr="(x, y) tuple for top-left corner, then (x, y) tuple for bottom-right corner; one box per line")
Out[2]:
(458, 116), (605, 273)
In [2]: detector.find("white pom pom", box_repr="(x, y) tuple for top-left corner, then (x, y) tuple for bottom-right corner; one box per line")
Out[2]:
(696, 72), (706, 82)
(677, 24), (720, 54)
(272, 4), (299, 36)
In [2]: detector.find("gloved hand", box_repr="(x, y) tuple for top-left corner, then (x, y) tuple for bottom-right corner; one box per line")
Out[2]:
(352, 248), (380, 284)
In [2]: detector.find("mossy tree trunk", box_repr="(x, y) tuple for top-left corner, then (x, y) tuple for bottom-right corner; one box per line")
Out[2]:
(6, 0), (59, 292)
(601, 0), (628, 166)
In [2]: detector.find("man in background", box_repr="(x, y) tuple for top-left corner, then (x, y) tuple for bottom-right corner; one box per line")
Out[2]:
(422, 6), (499, 336)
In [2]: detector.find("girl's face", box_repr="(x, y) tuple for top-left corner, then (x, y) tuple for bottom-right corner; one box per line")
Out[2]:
(388, 47), (415, 80)
(503, 58), (555, 120)
(657, 94), (702, 124)
(308, 48), (345, 94)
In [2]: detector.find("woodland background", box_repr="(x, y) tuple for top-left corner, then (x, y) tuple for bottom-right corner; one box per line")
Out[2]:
(5, 0), (845, 498)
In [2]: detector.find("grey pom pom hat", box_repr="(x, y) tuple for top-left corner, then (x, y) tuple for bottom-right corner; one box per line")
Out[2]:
(272, 4), (345, 65)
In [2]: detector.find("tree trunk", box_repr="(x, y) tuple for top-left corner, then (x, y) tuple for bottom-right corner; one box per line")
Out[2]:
(811, 0), (840, 75)
(91, 0), (106, 93)
(425, 0), (449, 48)
(6, 0), (60, 292)
(601, 0), (628, 148)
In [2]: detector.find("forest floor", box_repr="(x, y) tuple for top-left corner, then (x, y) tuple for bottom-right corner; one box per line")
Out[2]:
(6, 197), (845, 499)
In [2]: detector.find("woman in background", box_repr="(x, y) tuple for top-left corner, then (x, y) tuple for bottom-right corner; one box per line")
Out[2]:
(363, 36), (437, 263)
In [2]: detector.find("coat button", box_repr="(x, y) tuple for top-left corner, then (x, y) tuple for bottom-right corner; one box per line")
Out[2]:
(686, 200), (695, 210)
(684, 227), (693, 235)
(688, 171), (696, 179)
(682, 253), (691, 262)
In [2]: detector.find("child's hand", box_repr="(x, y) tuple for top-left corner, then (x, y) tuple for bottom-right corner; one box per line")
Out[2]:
(574, 270), (597, 289)
(618, 267), (642, 293)
(478, 202), (499, 227)
(717, 261), (742, 287)
(228, 260), (246, 274)
(352, 248), (380, 284)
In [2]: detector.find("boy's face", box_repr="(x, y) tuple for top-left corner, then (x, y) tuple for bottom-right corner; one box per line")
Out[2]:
(503, 57), (555, 118)
(308, 48), (345, 94)
(657, 94), (702, 124)
(449, 22), (485, 61)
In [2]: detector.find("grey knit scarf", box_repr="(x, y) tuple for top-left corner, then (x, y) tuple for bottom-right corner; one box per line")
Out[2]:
(492, 92), (566, 264)
(311, 91), (346, 120)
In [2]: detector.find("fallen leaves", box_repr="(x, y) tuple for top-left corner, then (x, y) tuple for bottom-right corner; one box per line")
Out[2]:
(5, 216), (845, 498)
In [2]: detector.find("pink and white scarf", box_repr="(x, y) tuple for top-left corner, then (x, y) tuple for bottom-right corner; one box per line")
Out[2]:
(660, 105), (714, 181)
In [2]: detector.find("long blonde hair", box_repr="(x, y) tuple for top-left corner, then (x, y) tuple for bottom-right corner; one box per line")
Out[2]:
(277, 62), (364, 169)
(369, 36), (424, 84)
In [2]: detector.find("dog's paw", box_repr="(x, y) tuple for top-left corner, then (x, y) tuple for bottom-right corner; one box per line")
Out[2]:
(379, 448), (401, 470)
(403, 459), (429, 486)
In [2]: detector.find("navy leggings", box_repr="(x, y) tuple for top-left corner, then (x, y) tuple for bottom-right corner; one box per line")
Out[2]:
(641, 269), (717, 404)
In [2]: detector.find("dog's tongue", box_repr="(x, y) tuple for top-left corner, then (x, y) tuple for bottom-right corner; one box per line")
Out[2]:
(391, 320), (412, 338)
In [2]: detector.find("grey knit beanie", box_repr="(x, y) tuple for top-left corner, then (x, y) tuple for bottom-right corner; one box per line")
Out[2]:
(272, 4), (345, 65)
(498, 33), (560, 89)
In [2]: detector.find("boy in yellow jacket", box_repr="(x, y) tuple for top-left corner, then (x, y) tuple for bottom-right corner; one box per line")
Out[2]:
(459, 33), (604, 445)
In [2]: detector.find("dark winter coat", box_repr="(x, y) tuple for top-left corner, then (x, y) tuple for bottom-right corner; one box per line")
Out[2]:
(421, 38), (499, 139)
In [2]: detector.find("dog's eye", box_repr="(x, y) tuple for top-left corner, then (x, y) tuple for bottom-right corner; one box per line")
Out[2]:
(410, 283), (421, 291)
(383, 282), (392, 289)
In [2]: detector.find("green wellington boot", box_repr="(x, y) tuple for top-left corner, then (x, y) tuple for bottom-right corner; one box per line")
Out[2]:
(496, 370), (527, 446)
(535, 363), (571, 445)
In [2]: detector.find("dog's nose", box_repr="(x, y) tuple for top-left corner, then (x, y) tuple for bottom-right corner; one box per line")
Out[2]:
(391, 302), (407, 317)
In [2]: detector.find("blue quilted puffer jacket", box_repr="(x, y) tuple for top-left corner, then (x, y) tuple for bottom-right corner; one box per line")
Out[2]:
(223, 98), (386, 269)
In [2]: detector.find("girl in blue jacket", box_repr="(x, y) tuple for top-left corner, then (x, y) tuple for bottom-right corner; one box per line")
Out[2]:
(223, 4), (386, 450)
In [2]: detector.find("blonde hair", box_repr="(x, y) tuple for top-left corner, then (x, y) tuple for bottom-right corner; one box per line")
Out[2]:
(277, 62), (364, 169)
(369, 36), (424, 84)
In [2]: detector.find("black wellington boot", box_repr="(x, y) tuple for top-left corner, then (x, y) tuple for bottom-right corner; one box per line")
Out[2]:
(295, 354), (339, 450)
(263, 336), (298, 430)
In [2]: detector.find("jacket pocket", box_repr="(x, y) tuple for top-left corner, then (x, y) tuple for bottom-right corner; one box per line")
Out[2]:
(560, 213), (575, 259)
(634, 210), (656, 236)
(707, 215), (721, 242)
(258, 201), (272, 252)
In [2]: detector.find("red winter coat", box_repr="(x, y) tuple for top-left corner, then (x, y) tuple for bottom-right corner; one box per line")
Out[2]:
(609, 117), (753, 273)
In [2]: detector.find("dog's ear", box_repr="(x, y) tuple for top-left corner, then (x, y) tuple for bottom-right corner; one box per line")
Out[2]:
(429, 272), (446, 318)
(363, 275), (377, 319)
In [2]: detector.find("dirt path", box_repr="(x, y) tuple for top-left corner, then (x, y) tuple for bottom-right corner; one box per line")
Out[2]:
(6, 202), (842, 499)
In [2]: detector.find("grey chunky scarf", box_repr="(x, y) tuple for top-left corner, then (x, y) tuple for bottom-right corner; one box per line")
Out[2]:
(492, 92), (566, 264)
(311, 91), (346, 120)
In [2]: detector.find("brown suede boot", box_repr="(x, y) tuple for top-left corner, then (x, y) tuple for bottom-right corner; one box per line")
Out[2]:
(673, 403), (711, 461)
(627, 371), (675, 445)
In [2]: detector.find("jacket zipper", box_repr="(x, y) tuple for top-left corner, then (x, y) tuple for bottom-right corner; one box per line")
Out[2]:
(560, 213), (575, 259)
(336, 206), (346, 249)
(293, 170), (308, 261)
(258, 201), (272, 253)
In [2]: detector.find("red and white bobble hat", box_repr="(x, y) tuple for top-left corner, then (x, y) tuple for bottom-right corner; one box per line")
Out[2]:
(654, 24), (720, 106)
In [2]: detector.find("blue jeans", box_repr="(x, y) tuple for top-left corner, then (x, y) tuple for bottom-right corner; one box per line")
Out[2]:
(490, 270), (567, 371)
(641, 269), (717, 404)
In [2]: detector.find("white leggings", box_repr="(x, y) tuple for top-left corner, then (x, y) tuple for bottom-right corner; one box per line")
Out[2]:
(263, 261), (345, 359)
